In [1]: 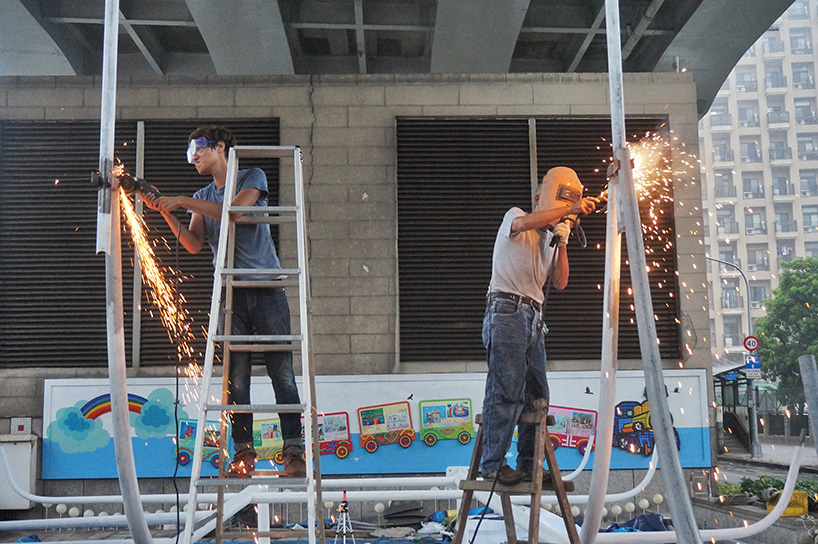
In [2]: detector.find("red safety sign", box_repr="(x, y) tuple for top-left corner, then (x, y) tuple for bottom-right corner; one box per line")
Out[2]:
(744, 336), (759, 351)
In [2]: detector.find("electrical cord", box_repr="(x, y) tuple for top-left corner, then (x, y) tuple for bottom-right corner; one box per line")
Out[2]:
(172, 224), (182, 544)
(468, 476), (498, 544)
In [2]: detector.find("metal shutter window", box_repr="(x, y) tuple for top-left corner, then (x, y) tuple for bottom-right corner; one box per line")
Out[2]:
(396, 117), (680, 363)
(0, 119), (279, 368)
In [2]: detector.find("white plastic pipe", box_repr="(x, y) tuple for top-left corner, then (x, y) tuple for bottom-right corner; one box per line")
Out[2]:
(563, 434), (594, 481)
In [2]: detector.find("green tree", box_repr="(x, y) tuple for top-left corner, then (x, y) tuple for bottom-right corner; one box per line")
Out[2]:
(755, 257), (818, 413)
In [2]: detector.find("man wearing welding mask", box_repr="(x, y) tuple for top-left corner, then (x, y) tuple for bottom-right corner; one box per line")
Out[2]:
(481, 166), (598, 485)
(141, 125), (306, 479)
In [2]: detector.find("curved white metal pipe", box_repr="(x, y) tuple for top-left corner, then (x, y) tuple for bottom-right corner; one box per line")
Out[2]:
(511, 450), (657, 505)
(0, 511), (208, 531)
(562, 434), (595, 481)
(593, 445), (805, 543)
(581, 172), (622, 543)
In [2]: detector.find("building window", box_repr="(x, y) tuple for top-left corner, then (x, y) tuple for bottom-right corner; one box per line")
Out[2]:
(742, 175), (764, 198)
(777, 241), (796, 263)
(790, 28), (813, 54)
(744, 209), (767, 235)
(805, 241), (818, 257)
(801, 169), (818, 196)
(746, 245), (770, 271)
(804, 205), (818, 232)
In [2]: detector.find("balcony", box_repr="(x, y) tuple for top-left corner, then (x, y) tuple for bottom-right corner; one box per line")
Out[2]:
(793, 78), (816, 90)
(747, 260), (770, 272)
(765, 75), (788, 90)
(715, 185), (737, 198)
(804, 222), (818, 233)
(801, 183), (818, 197)
(737, 116), (760, 128)
(724, 335), (742, 349)
(716, 221), (740, 235)
(769, 147), (793, 161)
(713, 150), (735, 163)
(718, 259), (741, 274)
(792, 46), (814, 55)
(745, 223), (768, 235)
(798, 149), (818, 161)
(710, 113), (732, 127)
(740, 151), (762, 164)
(796, 113), (818, 126)
(767, 111), (790, 124)
(774, 220), (798, 233)
(772, 183), (796, 197)
(736, 81), (758, 93)
(763, 39), (786, 53)
(743, 189), (764, 199)
(721, 293), (745, 310)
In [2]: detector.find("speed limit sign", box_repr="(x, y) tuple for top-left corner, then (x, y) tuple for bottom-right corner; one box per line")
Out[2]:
(744, 336), (759, 351)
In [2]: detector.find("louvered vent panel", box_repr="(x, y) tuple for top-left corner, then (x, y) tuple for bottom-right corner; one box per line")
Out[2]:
(0, 119), (279, 368)
(396, 117), (681, 362)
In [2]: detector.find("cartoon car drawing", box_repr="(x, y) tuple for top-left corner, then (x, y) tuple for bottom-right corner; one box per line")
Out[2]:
(176, 419), (221, 468)
(358, 401), (415, 453)
(419, 398), (474, 446)
(547, 405), (598, 455)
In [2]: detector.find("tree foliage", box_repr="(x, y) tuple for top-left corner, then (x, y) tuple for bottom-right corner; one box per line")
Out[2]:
(754, 257), (818, 411)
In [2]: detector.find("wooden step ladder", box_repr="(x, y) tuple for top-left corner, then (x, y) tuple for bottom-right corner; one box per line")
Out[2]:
(181, 146), (323, 544)
(453, 400), (580, 544)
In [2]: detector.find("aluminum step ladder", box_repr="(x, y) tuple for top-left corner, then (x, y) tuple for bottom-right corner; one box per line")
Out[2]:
(453, 399), (579, 544)
(181, 146), (323, 544)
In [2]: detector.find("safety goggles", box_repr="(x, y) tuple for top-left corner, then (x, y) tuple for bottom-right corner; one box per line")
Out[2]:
(186, 138), (218, 164)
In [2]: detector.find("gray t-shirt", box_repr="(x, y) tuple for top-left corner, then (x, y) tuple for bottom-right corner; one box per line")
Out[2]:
(487, 207), (556, 303)
(192, 167), (281, 280)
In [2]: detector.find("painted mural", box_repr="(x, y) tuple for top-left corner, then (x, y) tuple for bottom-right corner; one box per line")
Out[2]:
(42, 371), (711, 479)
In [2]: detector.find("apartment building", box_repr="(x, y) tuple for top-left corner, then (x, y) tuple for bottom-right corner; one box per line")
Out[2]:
(700, 0), (818, 365)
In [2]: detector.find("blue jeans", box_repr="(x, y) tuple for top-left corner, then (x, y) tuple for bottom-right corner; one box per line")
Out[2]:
(221, 287), (303, 454)
(480, 298), (549, 475)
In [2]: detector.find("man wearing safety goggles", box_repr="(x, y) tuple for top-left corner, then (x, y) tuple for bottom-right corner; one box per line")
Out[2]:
(142, 125), (306, 479)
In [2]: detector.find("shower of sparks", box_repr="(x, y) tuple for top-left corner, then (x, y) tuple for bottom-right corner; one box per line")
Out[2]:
(118, 177), (205, 396)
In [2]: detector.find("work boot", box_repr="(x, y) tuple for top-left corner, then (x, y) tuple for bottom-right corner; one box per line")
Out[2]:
(226, 447), (256, 478)
(484, 465), (524, 486)
(283, 448), (307, 478)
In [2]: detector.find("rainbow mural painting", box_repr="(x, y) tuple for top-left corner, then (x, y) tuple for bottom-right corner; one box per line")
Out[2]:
(80, 393), (148, 420)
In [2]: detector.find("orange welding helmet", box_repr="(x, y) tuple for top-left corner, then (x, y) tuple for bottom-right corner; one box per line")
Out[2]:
(537, 167), (584, 211)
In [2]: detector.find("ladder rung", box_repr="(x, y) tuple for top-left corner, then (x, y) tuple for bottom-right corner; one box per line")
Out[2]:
(196, 476), (307, 487)
(228, 343), (302, 352)
(204, 403), (306, 413)
(475, 413), (555, 426)
(459, 478), (574, 493)
(222, 268), (299, 276)
(231, 279), (300, 288)
(214, 334), (301, 343)
(228, 205), (297, 214)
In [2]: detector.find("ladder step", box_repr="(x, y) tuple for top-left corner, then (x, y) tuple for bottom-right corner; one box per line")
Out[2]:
(231, 279), (300, 288)
(213, 334), (301, 343)
(459, 478), (574, 493)
(203, 403), (306, 413)
(228, 343), (302, 352)
(222, 268), (299, 276)
(475, 413), (555, 426)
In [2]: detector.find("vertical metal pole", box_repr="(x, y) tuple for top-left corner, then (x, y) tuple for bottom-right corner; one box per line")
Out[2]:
(602, 1), (701, 542)
(799, 354), (818, 460)
(579, 165), (621, 544)
(132, 121), (145, 370)
(95, 2), (153, 543)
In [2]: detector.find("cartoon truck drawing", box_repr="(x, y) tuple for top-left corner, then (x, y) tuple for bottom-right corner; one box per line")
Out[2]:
(358, 401), (415, 453)
(314, 411), (354, 459)
(547, 405), (598, 455)
(419, 398), (474, 446)
(613, 400), (680, 456)
(176, 419), (221, 468)
(254, 412), (354, 462)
